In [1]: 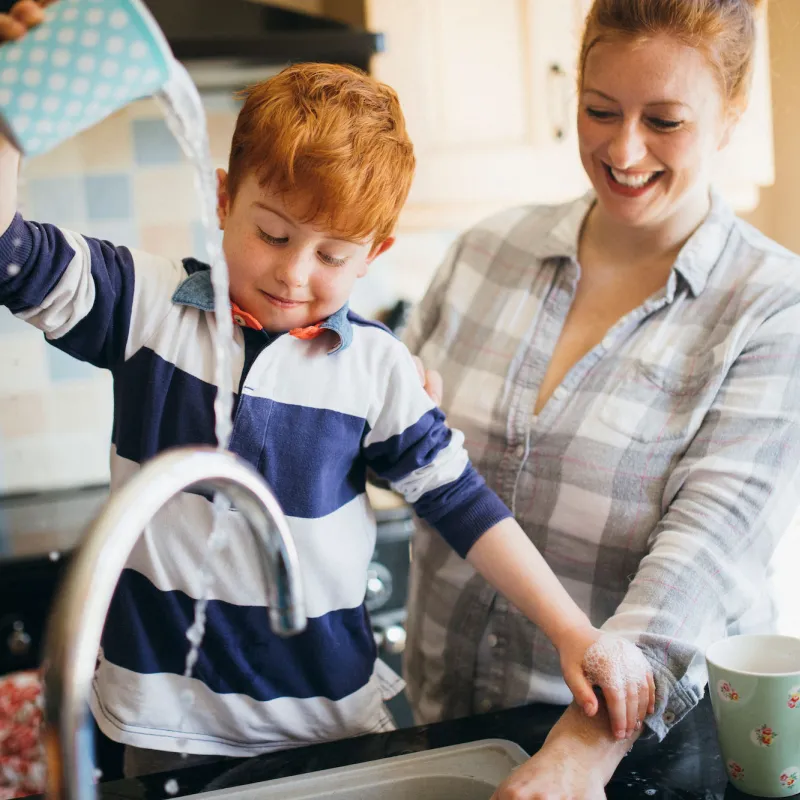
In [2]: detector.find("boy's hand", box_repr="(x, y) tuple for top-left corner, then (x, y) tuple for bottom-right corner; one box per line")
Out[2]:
(558, 625), (656, 740)
(412, 355), (443, 406)
(0, 1), (53, 42)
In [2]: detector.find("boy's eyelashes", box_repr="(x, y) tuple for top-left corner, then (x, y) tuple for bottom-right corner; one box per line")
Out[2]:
(256, 227), (349, 267)
(257, 228), (289, 246)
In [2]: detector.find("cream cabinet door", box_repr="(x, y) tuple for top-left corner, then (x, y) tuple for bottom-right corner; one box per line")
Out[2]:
(367, 0), (591, 229)
(368, 0), (773, 227)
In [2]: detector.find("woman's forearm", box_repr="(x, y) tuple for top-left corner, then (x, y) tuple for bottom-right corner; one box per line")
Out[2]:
(543, 702), (642, 785)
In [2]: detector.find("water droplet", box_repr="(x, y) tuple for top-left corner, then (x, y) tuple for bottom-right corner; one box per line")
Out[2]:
(49, 551), (61, 562)
(164, 778), (179, 795)
(7, 264), (20, 277)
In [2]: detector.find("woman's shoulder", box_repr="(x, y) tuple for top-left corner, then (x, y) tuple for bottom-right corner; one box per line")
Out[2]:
(728, 215), (800, 295)
(460, 195), (591, 255)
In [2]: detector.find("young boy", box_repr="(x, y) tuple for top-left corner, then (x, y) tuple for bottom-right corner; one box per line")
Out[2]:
(0, 48), (653, 772)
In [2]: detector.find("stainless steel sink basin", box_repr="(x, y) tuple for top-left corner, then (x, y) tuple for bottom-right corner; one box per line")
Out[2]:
(186, 740), (528, 800)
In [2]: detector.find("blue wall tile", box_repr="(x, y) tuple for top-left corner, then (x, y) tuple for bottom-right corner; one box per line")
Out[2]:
(26, 176), (88, 226)
(46, 346), (99, 382)
(0, 307), (28, 336)
(83, 219), (140, 250)
(132, 118), (183, 167)
(192, 221), (222, 262)
(85, 174), (133, 221)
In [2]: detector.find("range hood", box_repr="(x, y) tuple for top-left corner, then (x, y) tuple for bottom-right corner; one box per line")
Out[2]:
(144, 0), (384, 91)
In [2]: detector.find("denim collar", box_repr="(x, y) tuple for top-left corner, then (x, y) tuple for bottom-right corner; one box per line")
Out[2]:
(171, 262), (353, 354)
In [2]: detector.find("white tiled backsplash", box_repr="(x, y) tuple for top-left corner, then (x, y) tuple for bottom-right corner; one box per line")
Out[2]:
(0, 95), (454, 494)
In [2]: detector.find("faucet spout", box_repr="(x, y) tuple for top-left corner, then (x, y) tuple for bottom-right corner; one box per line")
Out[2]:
(41, 446), (306, 800)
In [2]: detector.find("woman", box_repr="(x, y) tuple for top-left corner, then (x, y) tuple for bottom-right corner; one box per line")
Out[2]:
(405, 0), (800, 797)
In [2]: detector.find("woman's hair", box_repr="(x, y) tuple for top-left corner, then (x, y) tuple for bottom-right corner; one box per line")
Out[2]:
(227, 63), (415, 244)
(579, 0), (765, 110)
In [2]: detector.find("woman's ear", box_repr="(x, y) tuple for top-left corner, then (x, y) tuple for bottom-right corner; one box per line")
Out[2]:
(717, 108), (741, 152)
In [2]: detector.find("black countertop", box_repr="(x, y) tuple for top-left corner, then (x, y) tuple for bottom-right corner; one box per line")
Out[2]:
(0, 484), (109, 563)
(90, 696), (745, 800)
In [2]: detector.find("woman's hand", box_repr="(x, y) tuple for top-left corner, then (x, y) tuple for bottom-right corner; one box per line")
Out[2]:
(492, 701), (638, 800)
(412, 355), (443, 406)
(0, 0), (54, 41)
(492, 745), (606, 800)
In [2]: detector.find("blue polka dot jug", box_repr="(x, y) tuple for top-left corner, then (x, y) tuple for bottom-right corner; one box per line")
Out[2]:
(0, 0), (174, 157)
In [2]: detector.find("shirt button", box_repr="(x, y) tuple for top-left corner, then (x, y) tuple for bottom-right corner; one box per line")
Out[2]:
(602, 335), (614, 350)
(487, 634), (498, 648)
(662, 709), (676, 725)
(515, 444), (525, 458)
(553, 386), (567, 401)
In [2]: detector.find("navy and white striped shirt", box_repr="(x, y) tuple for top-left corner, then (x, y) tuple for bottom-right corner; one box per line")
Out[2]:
(0, 214), (511, 756)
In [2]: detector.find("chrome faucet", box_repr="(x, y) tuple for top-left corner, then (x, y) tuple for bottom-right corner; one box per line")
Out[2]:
(40, 446), (307, 800)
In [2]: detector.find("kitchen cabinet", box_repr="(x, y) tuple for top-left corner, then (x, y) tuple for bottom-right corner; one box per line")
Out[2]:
(365, 0), (774, 230)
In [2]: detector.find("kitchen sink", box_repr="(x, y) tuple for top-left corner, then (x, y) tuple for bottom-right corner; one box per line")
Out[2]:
(185, 739), (528, 800)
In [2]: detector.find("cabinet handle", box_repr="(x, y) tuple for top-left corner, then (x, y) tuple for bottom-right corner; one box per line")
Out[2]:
(547, 62), (570, 141)
(7, 622), (32, 656)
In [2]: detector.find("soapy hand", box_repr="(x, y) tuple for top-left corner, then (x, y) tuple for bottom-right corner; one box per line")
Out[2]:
(0, 0), (55, 42)
(558, 625), (656, 740)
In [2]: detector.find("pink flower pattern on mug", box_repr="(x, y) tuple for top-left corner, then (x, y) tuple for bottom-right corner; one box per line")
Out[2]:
(751, 724), (778, 748)
(788, 686), (800, 709)
(780, 768), (799, 789)
(728, 761), (745, 782)
(717, 680), (740, 702)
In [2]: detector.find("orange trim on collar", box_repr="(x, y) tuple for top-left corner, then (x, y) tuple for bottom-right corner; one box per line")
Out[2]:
(231, 302), (327, 341)
(289, 324), (325, 340)
(231, 303), (263, 331)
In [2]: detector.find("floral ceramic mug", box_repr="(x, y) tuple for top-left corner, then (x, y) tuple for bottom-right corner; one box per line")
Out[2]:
(706, 635), (800, 797)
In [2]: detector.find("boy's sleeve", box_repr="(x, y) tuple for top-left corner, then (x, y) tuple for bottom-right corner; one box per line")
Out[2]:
(362, 339), (511, 558)
(0, 214), (182, 369)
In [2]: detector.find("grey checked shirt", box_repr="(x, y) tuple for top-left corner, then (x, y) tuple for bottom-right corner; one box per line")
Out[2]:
(402, 191), (800, 740)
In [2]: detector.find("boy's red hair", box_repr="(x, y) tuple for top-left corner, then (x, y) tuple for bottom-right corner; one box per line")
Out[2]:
(227, 63), (415, 244)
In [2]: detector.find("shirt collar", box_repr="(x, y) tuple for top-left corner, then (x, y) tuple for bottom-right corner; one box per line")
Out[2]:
(171, 263), (353, 354)
(531, 189), (735, 298)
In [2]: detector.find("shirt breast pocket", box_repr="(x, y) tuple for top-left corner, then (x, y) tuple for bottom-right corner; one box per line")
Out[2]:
(597, 345), (721, 444)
